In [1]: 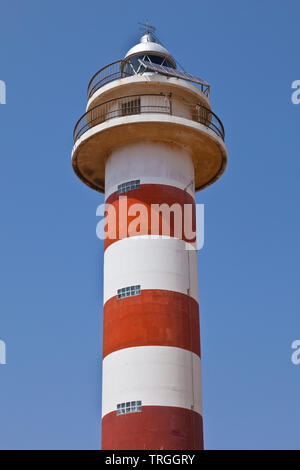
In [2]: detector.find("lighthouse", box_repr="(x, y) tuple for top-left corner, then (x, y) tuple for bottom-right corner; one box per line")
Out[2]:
(72, 25), (227, 450)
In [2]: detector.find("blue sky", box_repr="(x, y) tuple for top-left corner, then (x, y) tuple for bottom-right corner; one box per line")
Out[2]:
(0, 0), (299, 450)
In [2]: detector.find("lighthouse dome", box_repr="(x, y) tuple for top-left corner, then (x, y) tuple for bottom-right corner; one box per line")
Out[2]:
(124, 33), (176, 70)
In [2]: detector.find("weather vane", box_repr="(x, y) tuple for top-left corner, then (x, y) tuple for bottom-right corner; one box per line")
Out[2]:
(138, 21), (156, 35)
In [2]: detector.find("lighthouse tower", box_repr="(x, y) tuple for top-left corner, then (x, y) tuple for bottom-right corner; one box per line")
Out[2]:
(72, 26), (227, 450)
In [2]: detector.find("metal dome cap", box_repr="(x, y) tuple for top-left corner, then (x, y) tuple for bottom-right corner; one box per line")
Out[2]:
(124, 33), (176, 68)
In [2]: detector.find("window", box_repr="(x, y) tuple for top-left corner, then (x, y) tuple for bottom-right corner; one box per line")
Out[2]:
(128, 54), (175, 74)
(145, 55), (174, 68)
(193, 105), (211, 126)
(117, 180), (140, 194)
(117, 285), (141, 299)
(116, 401), (142, 415)
(121, 98), (141, 116)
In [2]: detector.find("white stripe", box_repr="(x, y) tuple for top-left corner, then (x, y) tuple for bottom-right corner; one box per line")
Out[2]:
(102, 346), (202, 417)
(103, 236), (199, 303)
(105, 142), (195, 199)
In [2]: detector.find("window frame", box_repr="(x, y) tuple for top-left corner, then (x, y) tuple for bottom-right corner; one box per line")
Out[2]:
(117, 285), (141, 300)
(116, 401), (142, 415)
(117, 179), (140, 195)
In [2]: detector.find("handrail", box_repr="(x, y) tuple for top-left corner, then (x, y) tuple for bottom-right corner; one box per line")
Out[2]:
(73, 93), (225, 144)
(88, 60), (135, 99)
(87, 60), (210, 100)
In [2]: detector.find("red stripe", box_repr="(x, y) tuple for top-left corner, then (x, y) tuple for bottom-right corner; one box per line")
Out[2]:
(104, 184), (196, 250)
(103, 290), (200, 358)
(102, 406), (203, 450)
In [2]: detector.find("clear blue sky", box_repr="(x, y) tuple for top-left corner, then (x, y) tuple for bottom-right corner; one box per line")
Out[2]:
(0, 0), (299, 450)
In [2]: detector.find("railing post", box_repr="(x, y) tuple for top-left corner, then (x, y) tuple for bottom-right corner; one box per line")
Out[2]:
(168, 93), (172, 115)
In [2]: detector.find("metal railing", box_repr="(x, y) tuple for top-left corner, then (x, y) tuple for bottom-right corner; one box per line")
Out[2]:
(87, 60), (210, 99)
(192, 104), (225, 141)
(88, 60), (135, 99)
(73, 94), (225, 144)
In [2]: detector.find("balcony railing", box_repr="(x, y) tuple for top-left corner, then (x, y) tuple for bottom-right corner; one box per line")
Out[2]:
(87, 60), (210, 100)
(88, 60), (135, 99)
(73, 93), (225, 144)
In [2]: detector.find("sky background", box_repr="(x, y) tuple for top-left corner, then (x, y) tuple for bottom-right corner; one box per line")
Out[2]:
(0, 0), (299, 450)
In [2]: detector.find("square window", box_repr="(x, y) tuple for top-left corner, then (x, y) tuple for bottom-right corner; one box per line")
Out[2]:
(121, 99), (141, 117)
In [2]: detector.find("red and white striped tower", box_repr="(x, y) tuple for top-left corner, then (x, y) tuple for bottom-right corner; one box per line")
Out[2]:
(72, 28), (227, 450)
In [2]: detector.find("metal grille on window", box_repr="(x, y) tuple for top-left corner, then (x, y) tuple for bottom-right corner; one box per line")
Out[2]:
(121, 98), (141, 116)
(116, 401), (142, 415)
(193, 104), (211, 126)
(117, 180), (140, 194)
(117, 285), (141, 299)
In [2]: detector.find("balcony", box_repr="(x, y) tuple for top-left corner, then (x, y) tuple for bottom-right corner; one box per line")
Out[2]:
(87, 60), (210, 100)
(73, 93), (225, 144)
